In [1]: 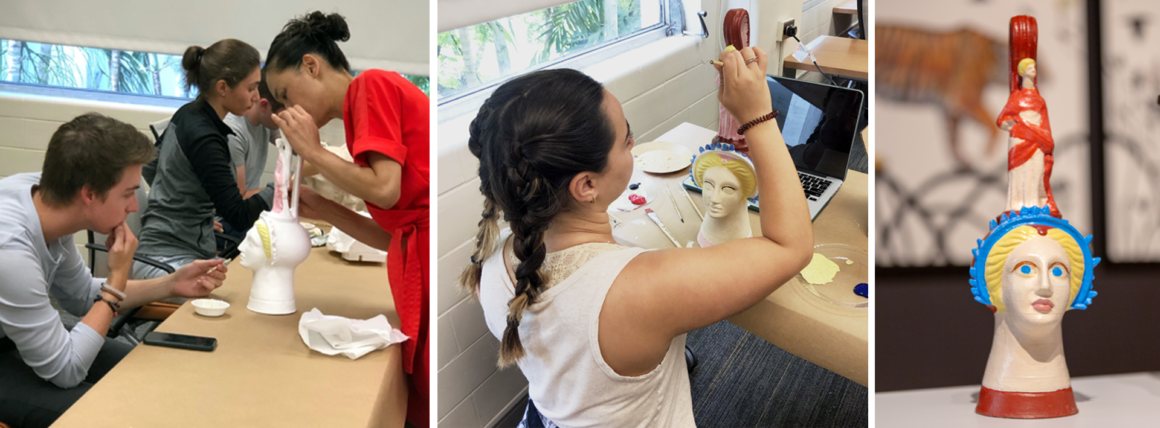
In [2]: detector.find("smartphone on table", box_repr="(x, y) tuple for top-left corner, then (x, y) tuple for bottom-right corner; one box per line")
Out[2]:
(142, 331), (217, 352)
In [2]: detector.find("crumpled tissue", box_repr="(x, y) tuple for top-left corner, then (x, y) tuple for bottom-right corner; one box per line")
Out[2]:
(298, 308), (408, 359)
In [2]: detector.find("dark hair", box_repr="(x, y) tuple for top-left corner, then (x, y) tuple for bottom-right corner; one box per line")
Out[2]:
(265, 11), (351, 73)
(459, 69), (615, 366)
(181, 39), (261, 96)
(258, 72), (286, 112)
(40, 113), (156, 206)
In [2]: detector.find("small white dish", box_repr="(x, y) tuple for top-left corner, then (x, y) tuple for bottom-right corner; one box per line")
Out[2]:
(192, 298), (230, 317)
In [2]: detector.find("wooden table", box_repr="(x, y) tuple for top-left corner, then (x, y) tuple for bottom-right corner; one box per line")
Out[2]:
(619, 123), (868, 385)
(52, 247), (407, 427)
(834, 0), (858, 15)
(782, 35), (868, 81)
(878, 372), (1160, 426)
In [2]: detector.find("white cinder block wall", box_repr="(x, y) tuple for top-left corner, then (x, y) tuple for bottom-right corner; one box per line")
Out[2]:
(800, 0), (861, 46)
(0, 92), (345, 254)
(436, 1), (802, 426)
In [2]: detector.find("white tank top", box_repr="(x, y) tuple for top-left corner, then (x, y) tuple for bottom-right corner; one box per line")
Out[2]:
(479, 241), (695, 427)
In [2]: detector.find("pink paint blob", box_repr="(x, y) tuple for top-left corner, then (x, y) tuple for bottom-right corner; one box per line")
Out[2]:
(272, 154), (285, 213)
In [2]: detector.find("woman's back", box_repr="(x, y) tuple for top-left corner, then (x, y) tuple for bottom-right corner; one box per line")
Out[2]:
(478, 239), (695, 427)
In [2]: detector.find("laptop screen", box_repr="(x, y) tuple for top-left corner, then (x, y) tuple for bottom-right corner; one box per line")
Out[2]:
(765, 76), (863, 180)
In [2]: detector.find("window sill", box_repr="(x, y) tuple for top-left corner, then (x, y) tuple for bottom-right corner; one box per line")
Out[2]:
(0, 83), (188, 110)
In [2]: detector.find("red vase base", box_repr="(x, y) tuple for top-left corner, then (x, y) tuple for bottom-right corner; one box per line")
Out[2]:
(976, 385), (1078, 419)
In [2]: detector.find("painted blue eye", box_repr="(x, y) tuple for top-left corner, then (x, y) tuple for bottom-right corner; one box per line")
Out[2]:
(1020, 265), (1032, 275)
(1053, 266), (1064, 277)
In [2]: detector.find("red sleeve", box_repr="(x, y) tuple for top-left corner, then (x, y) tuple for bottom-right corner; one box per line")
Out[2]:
(347, 73), (408, 167)
(996, 95), (1022, 128)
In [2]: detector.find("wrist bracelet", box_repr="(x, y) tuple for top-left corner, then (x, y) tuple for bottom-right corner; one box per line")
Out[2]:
(94, 295), (120, 315)
(101, 283), (126, 301)
(737, 111), (779, 135)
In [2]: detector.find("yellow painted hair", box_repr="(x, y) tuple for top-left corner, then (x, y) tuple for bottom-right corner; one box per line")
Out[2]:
(984, 225), (1085, 313)
(1017, 58), (1036, 76)
(692, 152), (757, 197)
(256, 220), (273, 261)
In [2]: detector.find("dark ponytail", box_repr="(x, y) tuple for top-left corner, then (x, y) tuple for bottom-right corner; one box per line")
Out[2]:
(265, 11), (352, 73)
(461, 69), (615, 366)
(181, 39), (260, 97)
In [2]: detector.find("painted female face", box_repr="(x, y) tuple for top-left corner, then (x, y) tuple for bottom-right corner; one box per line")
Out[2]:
(238, 212), (310, 270)
(702, 166), (746, 219)
(1000, 235), (1072, 325)
(1022, 63), (1037, 80)
(238, 216), (270, 270)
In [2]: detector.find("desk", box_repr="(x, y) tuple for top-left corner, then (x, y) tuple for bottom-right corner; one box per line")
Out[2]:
(834, 0), (858, 15)
(877, 372), (1160, 426)
(616, 123), (868, 385)
(782, 35), (868, 81)
(52, 247), (406, 427)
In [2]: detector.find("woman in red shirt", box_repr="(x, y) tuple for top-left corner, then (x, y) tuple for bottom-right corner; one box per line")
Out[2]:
(263, 12), (430, 427)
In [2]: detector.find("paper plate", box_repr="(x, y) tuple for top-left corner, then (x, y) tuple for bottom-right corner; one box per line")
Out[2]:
(793, 243), (868, 309)
(632, 142), (694, 174)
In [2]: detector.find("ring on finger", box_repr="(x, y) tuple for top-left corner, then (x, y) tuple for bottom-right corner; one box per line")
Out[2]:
(745, 57), (758, 65)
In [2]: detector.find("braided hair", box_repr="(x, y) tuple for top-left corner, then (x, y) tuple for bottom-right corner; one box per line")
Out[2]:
(459, 69), (615, 366)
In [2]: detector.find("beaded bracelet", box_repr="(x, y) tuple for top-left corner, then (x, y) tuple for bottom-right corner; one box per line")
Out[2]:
(737, 111), (779, 135)
(94, 295), (120, 315)
(100, 283), (126, 302)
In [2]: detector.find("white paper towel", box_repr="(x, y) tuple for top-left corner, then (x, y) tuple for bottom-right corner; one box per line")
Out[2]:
(298, 308), (408, 360)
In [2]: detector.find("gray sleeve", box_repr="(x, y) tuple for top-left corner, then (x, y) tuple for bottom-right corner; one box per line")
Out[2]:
(257, 182), (275, 207)
(228, 133), (248, 169)
(0, 246), (104, 389)
(48, 235), (103, 317)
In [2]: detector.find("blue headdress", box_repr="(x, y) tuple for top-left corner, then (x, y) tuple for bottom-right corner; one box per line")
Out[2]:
(969, 205), (1099, 310)
(688, 142), (759, 204)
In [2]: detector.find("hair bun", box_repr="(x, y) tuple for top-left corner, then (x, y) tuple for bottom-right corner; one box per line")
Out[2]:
(181, 45), (206, 72)
(305, 11), (350, 42)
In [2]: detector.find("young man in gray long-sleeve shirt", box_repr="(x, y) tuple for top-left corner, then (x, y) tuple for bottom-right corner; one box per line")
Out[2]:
(0, 114), (228, 428)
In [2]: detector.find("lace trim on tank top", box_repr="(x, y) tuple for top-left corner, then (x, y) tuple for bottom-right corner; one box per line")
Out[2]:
(504, 241), (627, 290)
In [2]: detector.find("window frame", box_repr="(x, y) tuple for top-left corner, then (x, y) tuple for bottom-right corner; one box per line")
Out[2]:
(1, 39), (431, 108)
(437, 0), (678, 109)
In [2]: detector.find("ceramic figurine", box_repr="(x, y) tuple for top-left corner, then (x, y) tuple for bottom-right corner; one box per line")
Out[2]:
(689, 143), (757, 247)
(969, 16), (1100, 419)
(998, 16), (1058, 218)
(239, 138), (311, 315)
(714, 8), (751, 154)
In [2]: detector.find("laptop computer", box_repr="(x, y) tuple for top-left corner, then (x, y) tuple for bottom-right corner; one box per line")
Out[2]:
(683, 76), (864, 221)
(770, 75), (863, 220)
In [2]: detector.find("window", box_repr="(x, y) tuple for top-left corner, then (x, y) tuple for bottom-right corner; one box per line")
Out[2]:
(1, 39), (193, 99)
(1, 39), (431, 102)
(437, 0), (666, 102)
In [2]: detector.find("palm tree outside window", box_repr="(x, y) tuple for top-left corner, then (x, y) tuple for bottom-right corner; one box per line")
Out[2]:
(0, 39), (429, 101)
(438, 0), (666, 102)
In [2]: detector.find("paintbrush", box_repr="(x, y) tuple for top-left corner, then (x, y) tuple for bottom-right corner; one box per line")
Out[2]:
(609, 213), (624, 228)
(206, 257), (235, 275)
(680, 186), (704, 220)
(664, 185), (684, 223)
(645, 208), (681, 247)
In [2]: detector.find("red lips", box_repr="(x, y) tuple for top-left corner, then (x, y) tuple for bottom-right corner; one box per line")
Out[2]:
(1032, 298), (1054, 312)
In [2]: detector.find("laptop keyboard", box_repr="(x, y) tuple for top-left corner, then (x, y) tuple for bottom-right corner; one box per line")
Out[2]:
(799, 173), (831, 201)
